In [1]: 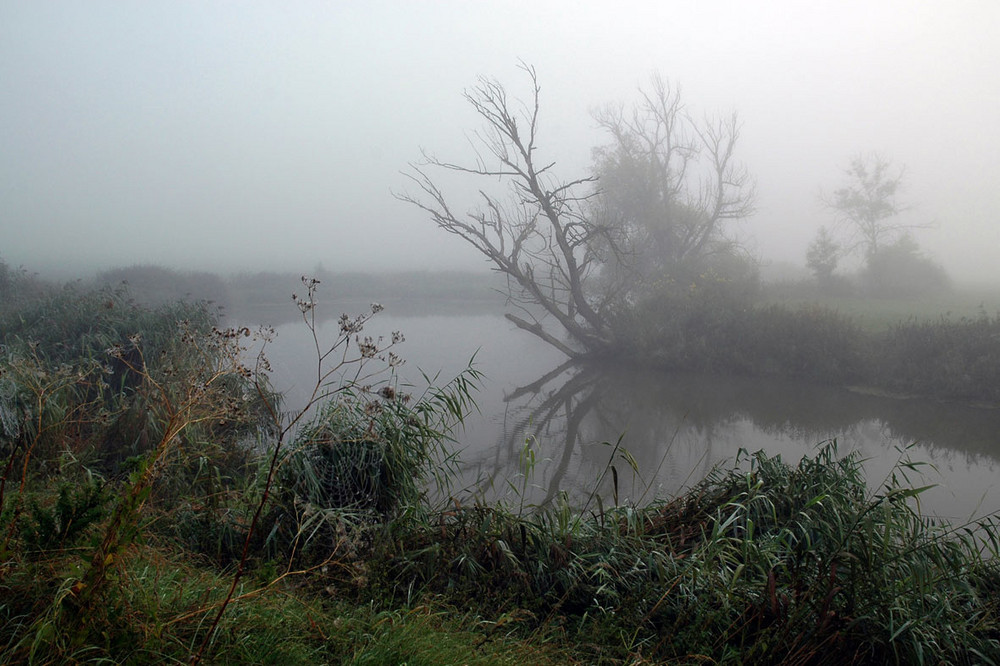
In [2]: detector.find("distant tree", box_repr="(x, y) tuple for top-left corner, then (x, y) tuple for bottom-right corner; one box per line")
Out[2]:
(805, 226), (840, 289)
(825, 153), (916, 259)
(590, 74), (757, 300)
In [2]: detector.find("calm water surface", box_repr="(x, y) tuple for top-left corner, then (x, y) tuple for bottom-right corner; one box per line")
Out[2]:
(256, 306), (1000, 521)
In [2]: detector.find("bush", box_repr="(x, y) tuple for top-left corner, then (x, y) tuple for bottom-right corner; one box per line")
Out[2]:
(267, 371), (479, 562)
(621, 293), (866, 385)
(863, 236), (951, 298)
(625, 289), (1000, 402)
(727, 305), (866, 382)
(873, 313), (1000, 402)
(386, 443), (1000, 664)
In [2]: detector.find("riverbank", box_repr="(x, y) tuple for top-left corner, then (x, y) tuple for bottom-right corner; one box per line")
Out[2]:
(31, 261), (1000, 404)
(611, 292), (1000, 406)
(3, 270), (1000, 663)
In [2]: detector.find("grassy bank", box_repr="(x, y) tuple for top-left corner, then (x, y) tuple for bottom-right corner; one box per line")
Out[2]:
(764, 284), (1000, 333)
(30, 259), (1000, 402)
(617, 284), (1000, 404)
(3, 266), (1000, 663)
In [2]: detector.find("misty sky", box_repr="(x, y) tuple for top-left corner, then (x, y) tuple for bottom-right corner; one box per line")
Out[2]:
(2, 1), (998, 282)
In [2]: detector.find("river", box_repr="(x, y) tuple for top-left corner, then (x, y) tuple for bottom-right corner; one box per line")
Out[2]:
(246, 303), (1000, 522)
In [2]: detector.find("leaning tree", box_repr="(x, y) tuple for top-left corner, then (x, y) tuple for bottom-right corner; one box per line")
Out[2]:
(398, 65), (755, 358)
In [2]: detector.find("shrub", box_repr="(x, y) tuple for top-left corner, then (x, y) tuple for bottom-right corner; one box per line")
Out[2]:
(621, 294), (866, 385)
(386, 443), (1000, 664)
(727, 305), (867, 383)
(20, 475), (109, 552)
(267, 370), (479, 562)
(873, 313), (1000, 402)
(863, 235), (951, 298)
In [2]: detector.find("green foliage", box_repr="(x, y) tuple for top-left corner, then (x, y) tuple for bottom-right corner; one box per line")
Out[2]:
(21, 476), (109, 552)
(621, 291), (866, 385)
(1, 278), (214, 370)
(385, 442), (1000, 664)
(4, 261), (1000, 664)
(268, 369), (480, 562)
(0, 267), (490, 663)
(724, 305), (866, 382)
(0, 270), (278, 660)
(283, 392), (429, 516)
(625, 285), (1000, 402)
(874, 312), (1000, 402)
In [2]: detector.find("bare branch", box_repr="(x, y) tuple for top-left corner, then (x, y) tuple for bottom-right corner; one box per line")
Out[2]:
(823, 153), (919, 258)
(397, 66), (619, 357)
(589, 73), (756, 297)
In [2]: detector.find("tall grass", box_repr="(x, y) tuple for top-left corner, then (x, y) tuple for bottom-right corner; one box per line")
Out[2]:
(386, 442), (1000, 664)
(873, 314), (1000, 402)
(0, 270), (484, 663)
(4, 261), (1000, 664)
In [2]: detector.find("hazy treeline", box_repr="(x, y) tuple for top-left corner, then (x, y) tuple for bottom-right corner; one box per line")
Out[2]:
(223, 266), (506, 318)
(6, 257), (1000, 404)
(1, 260), (506, 323)
(610, 283), (1000, 403)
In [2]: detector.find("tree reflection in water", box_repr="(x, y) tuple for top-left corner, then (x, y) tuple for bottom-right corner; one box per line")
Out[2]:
(261, 312), (1000, 520)
(466, 360), (1000, 519)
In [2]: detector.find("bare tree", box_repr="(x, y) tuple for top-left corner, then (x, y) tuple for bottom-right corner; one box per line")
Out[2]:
(825, 153), (914, 259)
(397, 66), (755, 358)
(590, 75), (757, 295)
(397, 64), (617, 357)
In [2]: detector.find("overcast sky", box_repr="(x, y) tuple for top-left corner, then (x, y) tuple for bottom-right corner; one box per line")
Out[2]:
(2, 1), (998, 282)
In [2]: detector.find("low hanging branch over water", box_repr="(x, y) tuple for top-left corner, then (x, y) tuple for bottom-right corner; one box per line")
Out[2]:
(398, 63), (621, 358)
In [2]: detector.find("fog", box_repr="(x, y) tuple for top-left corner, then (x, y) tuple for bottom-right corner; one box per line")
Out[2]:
(2, 1), (998, 283)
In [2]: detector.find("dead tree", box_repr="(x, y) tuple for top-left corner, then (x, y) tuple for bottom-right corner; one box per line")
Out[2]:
(398, 64), (621, 357)
(399, 67), (755, 358)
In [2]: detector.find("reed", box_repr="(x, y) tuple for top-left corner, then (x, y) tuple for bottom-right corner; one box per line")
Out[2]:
(385, 442), (1000, 664)
(3, 262), (1000, 664)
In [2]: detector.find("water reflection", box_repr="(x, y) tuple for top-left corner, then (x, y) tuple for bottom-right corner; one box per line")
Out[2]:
(467, 360), (1000, 521)
(255, 309), (1000, 523)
